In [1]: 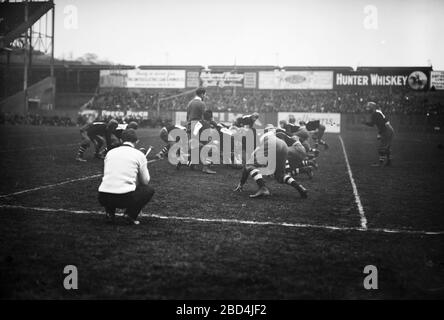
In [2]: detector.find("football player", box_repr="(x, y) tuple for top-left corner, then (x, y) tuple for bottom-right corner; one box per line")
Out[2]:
(76, 119), (119, 162)
(361, 102), (395, 166)
(110, 121), (139, 150)
(276, 130), (317, 178)
(300, 120), (329, 150)
(233, 112), (260, 129)
(155, 121), (187, 160)
(233, 125), (308, 199)
(279, 119), (300, 135)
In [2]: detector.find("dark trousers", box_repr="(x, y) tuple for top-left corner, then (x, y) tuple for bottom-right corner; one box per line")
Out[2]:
(98, 185), (155, 219)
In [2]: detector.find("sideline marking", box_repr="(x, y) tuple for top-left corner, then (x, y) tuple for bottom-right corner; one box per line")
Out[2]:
(339, 135), (368, 230)
(0, 174), (102, 198)
(0, 204), (443, 236)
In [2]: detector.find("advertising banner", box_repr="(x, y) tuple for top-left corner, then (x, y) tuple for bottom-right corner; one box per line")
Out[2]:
(100, 69), (186, 89)
(243, 72), (257, 89)
(334, 69), (430, 91)
(430, 71), (444, 90)
(259, 70), (333, 90)
(200, 72), (245, 88)
(186, 71), (200, 88)
(277, 112), (341, 133)
(101, 110), (126, 118)
(126, 110), (149, 119)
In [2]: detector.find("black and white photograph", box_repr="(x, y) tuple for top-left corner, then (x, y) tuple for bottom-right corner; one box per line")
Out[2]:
(0, 0), (444, 304)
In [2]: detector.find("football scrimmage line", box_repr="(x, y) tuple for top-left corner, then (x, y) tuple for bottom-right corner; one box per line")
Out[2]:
(0, 204), (443, 236)
(338, 135), (368, 230)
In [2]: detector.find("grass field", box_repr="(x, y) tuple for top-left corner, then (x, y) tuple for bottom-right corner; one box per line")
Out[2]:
(0, 124), (444, 299)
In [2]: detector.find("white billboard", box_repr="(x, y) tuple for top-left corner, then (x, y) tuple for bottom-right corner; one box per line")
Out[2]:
(100, 69), (186, 89)
(259, 70), (333, 90)
(277, 112), (341, 133)
(430, 71), (444, 90)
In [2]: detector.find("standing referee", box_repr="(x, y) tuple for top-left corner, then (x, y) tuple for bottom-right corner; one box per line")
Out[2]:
(185, 87), (216, 174)
(98, 129), (155, 224)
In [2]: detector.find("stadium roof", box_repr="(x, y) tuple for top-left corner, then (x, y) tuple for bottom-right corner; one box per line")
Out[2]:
(282, 66), (354, 71)
(0, 62), (136, 70)
(207, 65), (279, 72)
(138, 65), (203, 70)
(357, 66), (433, 71)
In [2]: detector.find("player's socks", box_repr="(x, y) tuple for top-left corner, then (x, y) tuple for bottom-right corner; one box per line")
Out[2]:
(385, 151), (392, 166)
(378, 154), (386, 165)
(250, 168), (266, 187)
(302, 159), (317, 168)
(308, 148), (320, 157)
(76, 145), (87, 160)
(300, 166), (314, 178)
(156, 145), (170, 159)
(285, 160), (291, 172)
(291, 168), (300, 176)
(284, 174), (308, 198)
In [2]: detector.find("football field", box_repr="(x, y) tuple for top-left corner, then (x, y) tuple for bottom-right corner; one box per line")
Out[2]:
(0, 124), (443, 299)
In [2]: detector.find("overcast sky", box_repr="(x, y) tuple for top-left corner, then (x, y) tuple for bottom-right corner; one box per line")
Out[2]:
(53, 0), (444, 69)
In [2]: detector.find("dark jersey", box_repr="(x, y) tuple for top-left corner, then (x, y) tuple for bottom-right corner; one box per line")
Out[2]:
(186, 97), (205, 121)
(305, 120), (321, 131)
(84, 122), (107, 137)
(283, 123), (300, 134)
(234, 114), (257, 128)
(276, 131), (297, 147)
(364, 110), (389, 133)
(82, 122), (113, 146)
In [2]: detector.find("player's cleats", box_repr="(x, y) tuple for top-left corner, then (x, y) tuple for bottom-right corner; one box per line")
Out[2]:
(233, 183), (244, 192)
(105, 211), (115, 224)
(297, 185), (308, 199)
(123, 214), (140, 225)
(323, 143), (329, 150)
(202, 166), (216, 174)
(75, 156), (87, 162)
(176, 162), (181, 170)
(303, 166), (314, 179)
(370, 162), (383, 167)
(308, 159), (318, 170)
(249, 186), (270, 198)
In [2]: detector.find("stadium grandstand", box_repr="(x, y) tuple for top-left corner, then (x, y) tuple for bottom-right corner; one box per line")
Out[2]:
(0, 1), (443, 128)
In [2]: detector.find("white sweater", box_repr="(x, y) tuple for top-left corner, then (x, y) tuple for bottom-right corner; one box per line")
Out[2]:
(98, 142), (150, 194)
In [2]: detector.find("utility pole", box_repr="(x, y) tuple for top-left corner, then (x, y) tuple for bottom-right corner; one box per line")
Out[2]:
(51, 1), (55, 109)
(23, 0), (29, 114)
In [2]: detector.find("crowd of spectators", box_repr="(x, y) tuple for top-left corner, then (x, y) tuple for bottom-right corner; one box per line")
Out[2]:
(2, 88), (443, 127)
(0, 112), (75, 126)
(76, 113), (166, 128)
(87, 87), (444, 116)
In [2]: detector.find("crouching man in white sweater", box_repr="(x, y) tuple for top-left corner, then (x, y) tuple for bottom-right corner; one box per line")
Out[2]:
(98, 129), (154, 225)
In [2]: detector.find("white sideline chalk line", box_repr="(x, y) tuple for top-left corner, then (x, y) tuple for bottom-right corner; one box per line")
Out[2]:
(338, 135), (368, 230)
(0, 204), (443, 236)
(0, 173), (102, 198)
(0, 143), (77, 153)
